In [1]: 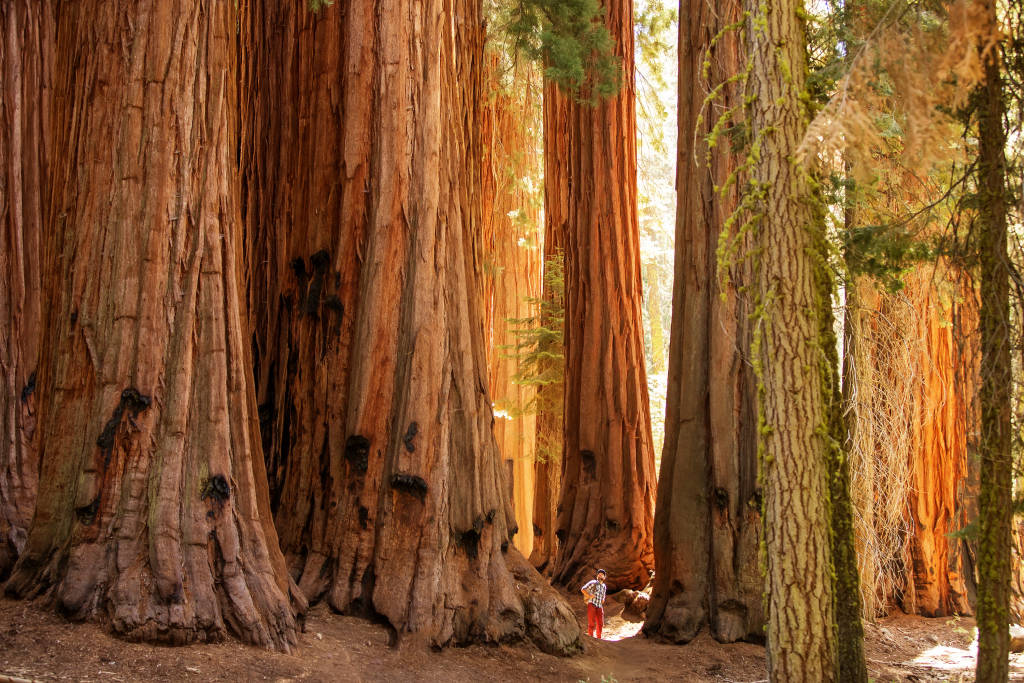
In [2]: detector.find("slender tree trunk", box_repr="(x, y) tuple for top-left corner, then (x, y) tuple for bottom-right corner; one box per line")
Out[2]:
(644, 0), (762, 644)
(530, 81), (568, 574)
(0, 0), (50, 579)
(480, 61), (543, 557)
(825, 256), (865, 682)
(3, 0), (299, 651)
(975, 0), (1011, 677)
(744, 1), (835, 679)
(242, 0), (580, 653)
(553, 0), (657, 592)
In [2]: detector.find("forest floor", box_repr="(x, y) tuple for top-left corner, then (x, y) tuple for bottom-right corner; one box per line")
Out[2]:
(2, 593), (1024, 681)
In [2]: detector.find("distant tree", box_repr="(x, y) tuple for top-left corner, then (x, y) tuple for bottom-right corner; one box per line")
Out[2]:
(643, 0), (764, 645)
(533, 78), (569, 573)
(551, 0), (657, 592)
(480, 56), (544, 557)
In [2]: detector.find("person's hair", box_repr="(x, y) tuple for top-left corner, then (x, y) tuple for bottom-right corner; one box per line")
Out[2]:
(596, 569), (606, 576)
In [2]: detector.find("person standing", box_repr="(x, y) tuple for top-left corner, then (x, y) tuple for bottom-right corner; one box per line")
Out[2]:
(581, 569), (608, 638)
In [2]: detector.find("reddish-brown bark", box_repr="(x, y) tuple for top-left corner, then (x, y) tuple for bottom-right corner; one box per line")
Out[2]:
(850, 268), (978, 619)
(241, 0), (580, 653)
(480, 61), (543, 557)
(551, 0), (657, 593)
(0, 0), (50, 579)
(3, 0), (299, 650)
(903, 269), (977, 618)
(643, 0), (762, 645)
(529, 81), (569, 574)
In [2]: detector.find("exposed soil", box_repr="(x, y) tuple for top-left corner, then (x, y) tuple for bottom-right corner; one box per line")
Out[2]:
(2, 594), (1023, 681)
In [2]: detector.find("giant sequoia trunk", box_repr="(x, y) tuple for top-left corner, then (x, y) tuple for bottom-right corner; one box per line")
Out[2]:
(0, 0), (50, 579)
(643, 0), (762, 645)
(553, 0), (657, 592)
(241, 0), (580, 653)
(480, 62), (543, 557)
(745, 1), (835, 679)
(903, 269), (978, 617)
(530, 81), (569, 574)
(846, 266), (978, 620)
(3, 0), (299, 650)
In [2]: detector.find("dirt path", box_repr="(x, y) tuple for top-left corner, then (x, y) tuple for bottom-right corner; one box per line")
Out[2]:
(2, 596), (1023, 681)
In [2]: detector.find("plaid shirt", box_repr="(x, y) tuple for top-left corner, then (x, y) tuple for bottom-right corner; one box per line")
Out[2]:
(582, 579), (607, 608)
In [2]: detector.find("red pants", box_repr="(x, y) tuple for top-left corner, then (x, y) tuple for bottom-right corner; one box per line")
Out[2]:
(587, 603), (604, 638)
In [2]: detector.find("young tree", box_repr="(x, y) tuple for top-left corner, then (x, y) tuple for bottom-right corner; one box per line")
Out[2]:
(552, 0), (657, 592)
(0, 0), (50, 579)
(744, 0), (835, 678)
(974, 0), (1012, 677)
(4, 0), (299, 650)
(643, 0), (763, 644)
(241, 0), (581, 653)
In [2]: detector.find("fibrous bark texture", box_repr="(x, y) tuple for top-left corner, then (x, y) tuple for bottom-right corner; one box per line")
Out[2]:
(0, 0), (50, 579)
(480, 60), (543, 557)
(643, 0), (762, 645)
(744, 1), (836, 679)
(846, 268), (978, 619)
(242, 0), (580, 653)
(530, 81), (568, 574)
(553, 0), (657, 592)
(4, 0), (299, 651)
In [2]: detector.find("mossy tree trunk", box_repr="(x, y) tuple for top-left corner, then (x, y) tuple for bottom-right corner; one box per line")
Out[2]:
(0, 0), (50, 579)
(241, 0), (580, 653)
(824, 258), (866, 682)
(974, 0), (1011, 678)
(744, 0), (836, 679)
(553, 0), (657, 592)
(643, 0), (763, 645)
(4, 0), (299, 651)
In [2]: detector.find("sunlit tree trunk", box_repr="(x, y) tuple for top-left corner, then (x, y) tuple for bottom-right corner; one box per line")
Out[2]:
(480, 61), (543, 557)
(904, 268), (978, 617)
(4, 0), (299, 650)
(0, 0), (50, 579)
(744, 1), (835, 679)
(643, 0), (762, 645)
(975, 0), (1011, 676)
(553, 0), (657, 592)
(241, 0), (580, 652)
(846, 267), (979, 619)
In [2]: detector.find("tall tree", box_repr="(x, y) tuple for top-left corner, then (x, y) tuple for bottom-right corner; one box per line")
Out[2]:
(0, 0), (50, 579)
(974, 0), (1011, 677)
(744, 0), (835, 679)
(241, 0), (581, 653)
(553, 0), (657, 592)
(643, 0), (763, 644)
(530, 81), (569, 574)
(3, 0), (300, 650)
(480, 59), (543, 557)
